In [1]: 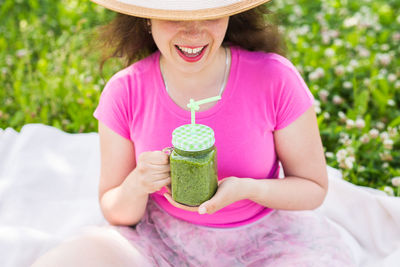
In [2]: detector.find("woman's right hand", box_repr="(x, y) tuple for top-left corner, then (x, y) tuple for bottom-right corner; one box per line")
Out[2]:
(129, 151), (171, 195)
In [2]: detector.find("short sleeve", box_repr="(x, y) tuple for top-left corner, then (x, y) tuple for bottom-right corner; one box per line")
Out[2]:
(93, 77), (131, 140)
(274, 61), (314, 130)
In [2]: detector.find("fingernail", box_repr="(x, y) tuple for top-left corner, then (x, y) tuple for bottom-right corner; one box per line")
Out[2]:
(198, 206), (207, 215)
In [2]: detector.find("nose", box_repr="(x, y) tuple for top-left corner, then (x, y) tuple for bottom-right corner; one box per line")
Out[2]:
(181, 20), (203, 35)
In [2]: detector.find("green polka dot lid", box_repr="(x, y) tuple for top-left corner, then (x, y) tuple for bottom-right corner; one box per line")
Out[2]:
(172, 124), (215, 151)
(172, 95), (221, 151)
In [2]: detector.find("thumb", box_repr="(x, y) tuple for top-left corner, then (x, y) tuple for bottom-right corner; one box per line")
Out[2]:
(198, 194), (224, 215)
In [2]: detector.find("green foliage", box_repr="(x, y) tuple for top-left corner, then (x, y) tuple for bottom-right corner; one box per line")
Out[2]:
(1, 0), (399, 194)
(269, 0), (400, 194)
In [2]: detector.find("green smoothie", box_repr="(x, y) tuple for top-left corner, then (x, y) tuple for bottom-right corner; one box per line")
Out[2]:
(170, 146), (218, 206)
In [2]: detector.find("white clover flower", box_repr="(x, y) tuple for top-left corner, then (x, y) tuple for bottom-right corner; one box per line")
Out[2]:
(325, 152), (334, 158)
(344, 157), (355, 170)
(93, 84), (101, 91)
(376, 122), (385, 130)
(334, 39), (344, 47)
(308, 68), (325, 81)
(19, 20), (28, 30)
(336, 149), (347, 161)
(380, 44), (390, 51)
(380, 151), (393, 161)
(344, 16), (359, 28)
(343, 81), (353, 89)
(298, 25), (310, 35)
(380, 131), (389, 140)
(395, 81), (400, 89)
(322, 33), (330, 44)
(355, 118), (366, 129)
(379, 69), (388, 76)
(339, 133), (352, 146)
(330, 30), (339, 38)
(383, 186), (394, 196)
(332, 95), (344, 105)
(324, 48), (335, 57)
(393, 32), (400, 42)
(346, 65), (354, 73)
(318, 89), (329, 102)
(309, 71), (319, 81)
(316, 67), (325, 77)
(338, 110), (346, 122)
(363, 78), (371, 86)
(334, 65), (345, 76)
(360, 135), (370, 145)
(358, 165), (366, 172)
(288, 32), (298, 43)
(288, 14), (297, 23)
(383, 162), (389, 168)
(388, 74), (397, 82)
(376, 53), (391, 66)
(313, 100), (321, 114)
(16, 49), (28, 58)
(293, 5), (303, 16)
(84, 76), (93, 83)
(387, 99), (395, 106)
(369, 128), (379, 138)
(374, 24), (382, 31)
(388, 127), (398, 138)
(360, 134), (370, 144)
(323, 112), (330, 119)
(391, 177), (400, 187)
(383, 139), (394, 150)
(349, 59), (359, 68)
(358, 47), (371, 57)
(315, 12), (324, 22)
(5, 98), (12, 105)
(346, 119), (355, 129)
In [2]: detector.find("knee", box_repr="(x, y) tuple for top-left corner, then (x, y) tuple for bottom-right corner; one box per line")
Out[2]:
(32, 226), (150, 267)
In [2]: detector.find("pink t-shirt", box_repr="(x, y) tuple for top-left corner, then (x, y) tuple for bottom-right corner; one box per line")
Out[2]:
(94, 46), (314, 228)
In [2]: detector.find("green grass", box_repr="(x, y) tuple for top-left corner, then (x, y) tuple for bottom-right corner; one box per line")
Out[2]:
(1, 0), (399, 195)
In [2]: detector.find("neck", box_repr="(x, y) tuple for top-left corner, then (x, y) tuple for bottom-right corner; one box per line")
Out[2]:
(160, 46), (229, 103)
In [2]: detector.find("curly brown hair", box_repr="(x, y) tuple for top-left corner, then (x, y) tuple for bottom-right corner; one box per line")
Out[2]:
(98, 5), (286, 70)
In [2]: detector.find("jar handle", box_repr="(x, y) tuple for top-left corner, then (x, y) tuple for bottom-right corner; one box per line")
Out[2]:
(162, 147), (174, 156)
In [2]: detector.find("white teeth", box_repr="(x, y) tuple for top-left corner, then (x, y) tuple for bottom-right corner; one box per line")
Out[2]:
(178, 46), (204, 54)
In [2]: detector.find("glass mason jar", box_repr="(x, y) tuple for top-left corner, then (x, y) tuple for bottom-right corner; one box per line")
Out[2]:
(170, 124), (218, 206)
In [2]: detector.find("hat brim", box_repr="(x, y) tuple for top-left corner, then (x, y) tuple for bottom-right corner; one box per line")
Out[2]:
(91, 0), (272, 20)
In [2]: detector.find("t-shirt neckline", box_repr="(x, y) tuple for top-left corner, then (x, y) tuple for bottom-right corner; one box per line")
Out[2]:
(154, 46), (237, 121)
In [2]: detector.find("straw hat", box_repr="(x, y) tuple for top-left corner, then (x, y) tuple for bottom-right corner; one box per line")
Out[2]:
(91, 0), (272, 20)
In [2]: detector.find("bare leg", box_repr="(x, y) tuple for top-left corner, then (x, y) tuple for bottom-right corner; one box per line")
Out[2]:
(31, 226), (152, 267)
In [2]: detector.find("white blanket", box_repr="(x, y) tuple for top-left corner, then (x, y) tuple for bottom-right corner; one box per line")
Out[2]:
(0, 124), (399, 267)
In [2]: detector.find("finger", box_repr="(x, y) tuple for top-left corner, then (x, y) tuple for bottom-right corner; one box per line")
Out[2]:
(198, 190), (232, 215)
(140, 151), (169, 165)
(217, 178), (227, 186)
(151, 177), (171, 191)
(149, 151), (170, 165)
(163, 193), (199, 212)
(148, 163), (170, 172)
(150, 172), (171, 181)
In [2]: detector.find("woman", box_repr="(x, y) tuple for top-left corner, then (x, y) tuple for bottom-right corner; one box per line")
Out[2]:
(33, 0), (356, 266)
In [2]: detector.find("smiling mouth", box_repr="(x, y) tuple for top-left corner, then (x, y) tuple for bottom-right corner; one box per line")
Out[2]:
(175, 45), (207, 58)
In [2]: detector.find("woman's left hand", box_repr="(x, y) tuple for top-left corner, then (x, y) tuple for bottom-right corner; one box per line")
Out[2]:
(164, 177), (248, 214)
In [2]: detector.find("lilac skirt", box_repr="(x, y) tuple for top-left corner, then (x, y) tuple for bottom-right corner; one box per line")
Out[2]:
(118, 200), (355, 266)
